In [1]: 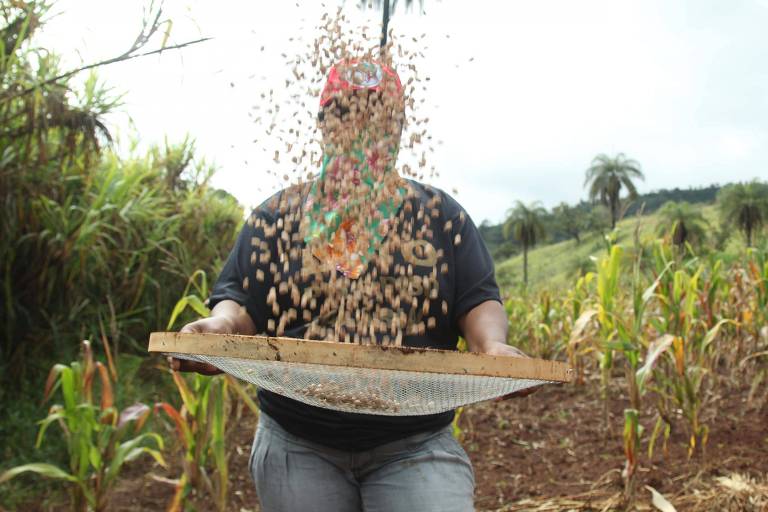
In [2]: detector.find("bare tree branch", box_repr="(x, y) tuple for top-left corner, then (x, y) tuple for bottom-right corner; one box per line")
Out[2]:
(2, 36), (212, 103)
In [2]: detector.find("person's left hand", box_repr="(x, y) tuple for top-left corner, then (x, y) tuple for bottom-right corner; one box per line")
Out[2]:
(482, 342), (541, 400)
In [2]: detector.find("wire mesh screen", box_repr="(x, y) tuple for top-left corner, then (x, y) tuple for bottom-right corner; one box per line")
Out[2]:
(169, 352), (548, 416)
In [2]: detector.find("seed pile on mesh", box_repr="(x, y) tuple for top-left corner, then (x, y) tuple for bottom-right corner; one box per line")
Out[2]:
(242, 8), (464, 356)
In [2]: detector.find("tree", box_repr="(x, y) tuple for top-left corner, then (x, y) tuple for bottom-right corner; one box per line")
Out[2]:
(584, 153), (645, 229)
(503, 201), (546, 287)
(717, 181), (768, 247)
(552, 202), (587, 244)
(655, 201), (709, 249)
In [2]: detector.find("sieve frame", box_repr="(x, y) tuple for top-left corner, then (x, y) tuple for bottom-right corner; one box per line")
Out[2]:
(148, 332), (573, 382)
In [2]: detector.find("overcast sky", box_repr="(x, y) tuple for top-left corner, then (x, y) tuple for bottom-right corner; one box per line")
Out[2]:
(39, 0), (768, 224)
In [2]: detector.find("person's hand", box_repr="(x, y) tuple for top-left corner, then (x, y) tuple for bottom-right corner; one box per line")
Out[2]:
(167, 316), (233, 375)
(483, 342), (541, 400)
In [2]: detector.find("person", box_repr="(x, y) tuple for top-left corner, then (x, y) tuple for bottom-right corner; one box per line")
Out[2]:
(171, 59), (531, 512)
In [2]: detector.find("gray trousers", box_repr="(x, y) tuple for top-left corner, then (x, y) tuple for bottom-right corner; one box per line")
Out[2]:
(249, 413), (475, 512)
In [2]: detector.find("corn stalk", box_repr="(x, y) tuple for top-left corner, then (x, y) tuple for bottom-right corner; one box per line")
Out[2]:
(0, 340), (165, 511)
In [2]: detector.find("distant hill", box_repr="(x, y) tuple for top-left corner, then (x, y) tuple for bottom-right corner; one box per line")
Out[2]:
(493, 204), (729, 293)
(480, 184), (721, 260)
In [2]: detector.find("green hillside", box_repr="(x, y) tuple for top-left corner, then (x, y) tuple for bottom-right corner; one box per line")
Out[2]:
(494, 204), (726, 292)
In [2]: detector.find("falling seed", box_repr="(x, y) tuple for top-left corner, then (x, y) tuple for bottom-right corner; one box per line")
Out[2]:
(454, 234), (461, 246)
(242, 277), (249, 290)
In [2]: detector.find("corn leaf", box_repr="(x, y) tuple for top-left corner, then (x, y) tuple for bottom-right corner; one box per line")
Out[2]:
(637, 334), (675, 393)
(171, 371), (197, 415)
(42, 364), (67, 403)
(0, 463), (77, 485)
(155, 402), (193, 450)
(646, 485), (677, 512)
(95, 361), (113, 411)
(225, 376), (259, 415)
(35, 407), (66, 448)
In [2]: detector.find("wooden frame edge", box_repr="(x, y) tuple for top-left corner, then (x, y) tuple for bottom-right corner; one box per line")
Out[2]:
(149, 332), (573, 382)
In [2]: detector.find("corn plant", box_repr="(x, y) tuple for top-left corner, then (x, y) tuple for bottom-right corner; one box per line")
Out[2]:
(590, 244), (624, 432)
(0, 340), (165, 511)
(158, 274), (259, 512)
(566, 273), (596, 385)
(643, 245), (737, 457)
(157, 373), (227, 512)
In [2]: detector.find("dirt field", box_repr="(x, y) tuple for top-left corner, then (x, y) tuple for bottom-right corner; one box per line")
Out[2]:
(15, 378), (768, 511)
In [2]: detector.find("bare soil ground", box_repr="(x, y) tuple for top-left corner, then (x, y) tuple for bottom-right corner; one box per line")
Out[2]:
(13, 378), (768, 511)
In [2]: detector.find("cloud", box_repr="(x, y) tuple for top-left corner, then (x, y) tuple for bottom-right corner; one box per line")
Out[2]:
(37, 0), (768, 223)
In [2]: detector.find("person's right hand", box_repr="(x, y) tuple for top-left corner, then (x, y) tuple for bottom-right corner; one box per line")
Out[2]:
(168, 316), (234, 375)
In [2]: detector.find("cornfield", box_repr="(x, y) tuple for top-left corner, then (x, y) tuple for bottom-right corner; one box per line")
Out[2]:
(505, 236), (768, 505)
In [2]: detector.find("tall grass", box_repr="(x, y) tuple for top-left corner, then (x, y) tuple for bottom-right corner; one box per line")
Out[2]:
(0, 1), (243, 382)
(0, 3), (244, 494)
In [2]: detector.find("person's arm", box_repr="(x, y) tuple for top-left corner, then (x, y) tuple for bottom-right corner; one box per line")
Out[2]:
(458, 299), (526, 357)
(170, 299), (257, 374)
(172, 203), (274, 375)
(458, 299), (537, 398)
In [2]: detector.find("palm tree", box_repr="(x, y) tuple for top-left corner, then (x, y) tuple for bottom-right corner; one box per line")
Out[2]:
(503, 201), (546, 287)
(584, 153), (645, 229)
(717, 181), (768, 247)
(655, 201), (709, 249)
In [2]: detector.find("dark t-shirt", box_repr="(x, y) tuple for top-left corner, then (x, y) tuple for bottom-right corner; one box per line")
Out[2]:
(208, 179), (501, 452)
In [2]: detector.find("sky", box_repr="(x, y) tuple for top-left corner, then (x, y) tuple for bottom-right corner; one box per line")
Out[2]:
(37, 0), (768, 224)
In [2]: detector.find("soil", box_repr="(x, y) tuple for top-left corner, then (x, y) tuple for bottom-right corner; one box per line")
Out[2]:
(11, 377), (768, 511)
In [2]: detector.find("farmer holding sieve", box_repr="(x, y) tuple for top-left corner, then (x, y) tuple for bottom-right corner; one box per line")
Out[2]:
(171, 59), (531, 512)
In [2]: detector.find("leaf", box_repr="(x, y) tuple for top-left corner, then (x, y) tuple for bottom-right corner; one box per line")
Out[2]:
(0, 463), (77, 485)
(60, 367), (76, 412)
(82, 340), (95, 403)
(124, 446), (166, 468)
(225, 376), (259, 415)
(702, 319), (735, 353)
(185, 295), (210, 318)
(160, 19), (173, 50)
(211, 378), (228, 509)
(155, 402), (192, 450)
(42, 364), (66, 403)
(716, 473), (753, 493)
(171, 371), (197, 415)
(89, 445), (102, 470)
(570, 309), (597, 341)
(36, 406), (66, 448)
(95, 361), (113, 411)
(166, 297), (189, 330)
(642, 261), (672, 303)
(637, 334), (675, 392)
(100, 331), (118, 380)
(118, 403), (150, 429)
(106, 433), (164, 484)
(673, 336), (685, 375)
(648, 416), (664, 459)
(646, 485), (677, 512)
